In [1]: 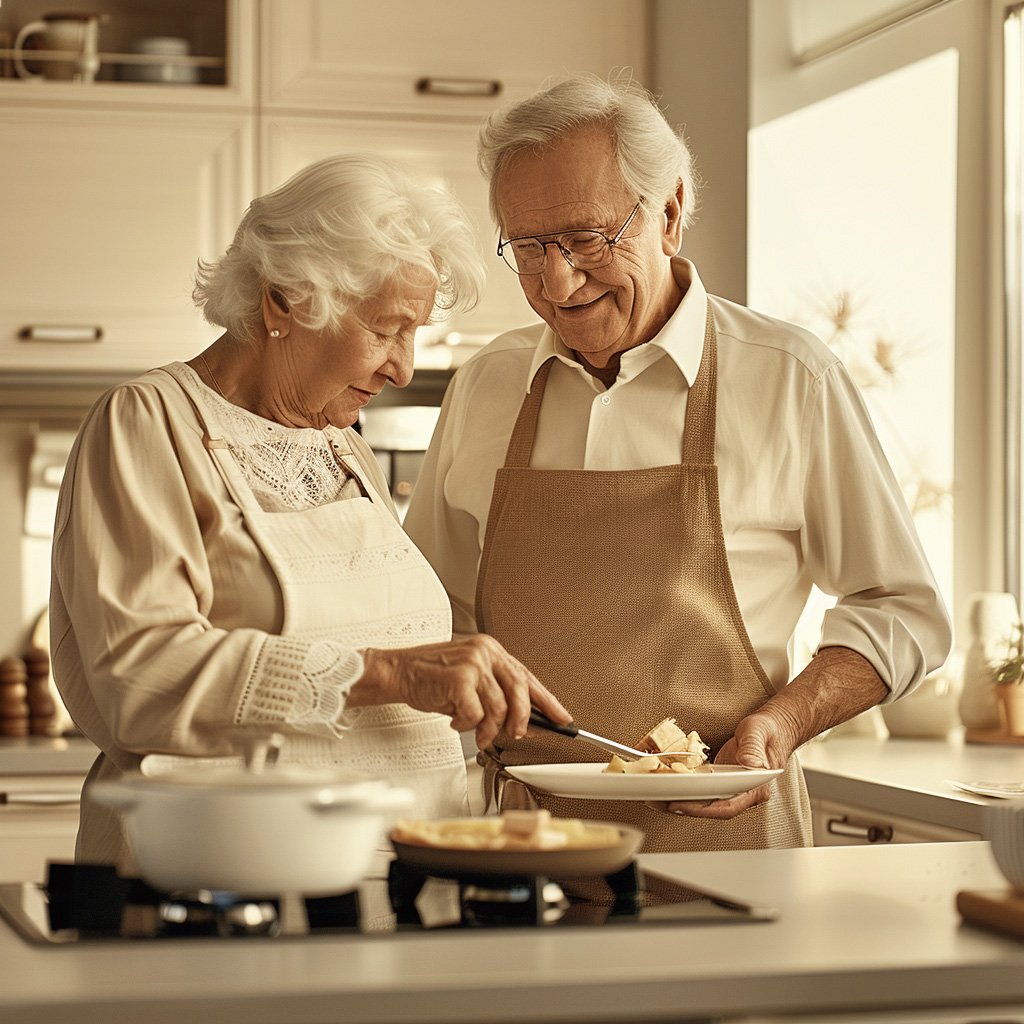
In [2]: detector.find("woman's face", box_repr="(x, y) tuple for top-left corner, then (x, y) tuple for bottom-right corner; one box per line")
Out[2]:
(282, 268), (437, 428)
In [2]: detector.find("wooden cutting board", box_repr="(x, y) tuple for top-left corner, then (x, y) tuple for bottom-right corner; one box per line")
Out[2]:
(957, 887), (1024, 939)
(964, 728), (1024, 746)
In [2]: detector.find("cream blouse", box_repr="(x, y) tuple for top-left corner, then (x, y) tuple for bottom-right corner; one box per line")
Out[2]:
(50, 364), (461, 779)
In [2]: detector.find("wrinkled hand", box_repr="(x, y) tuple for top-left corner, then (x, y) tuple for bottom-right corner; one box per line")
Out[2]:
(354, 634), (570, 750)
(646, 709), (798, 820)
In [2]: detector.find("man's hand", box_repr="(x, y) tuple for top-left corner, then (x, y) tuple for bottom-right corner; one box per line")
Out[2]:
(648, 646), (888, 820)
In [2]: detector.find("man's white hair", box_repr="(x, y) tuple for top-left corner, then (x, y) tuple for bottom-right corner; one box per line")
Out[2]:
(478, 72), (700, 235)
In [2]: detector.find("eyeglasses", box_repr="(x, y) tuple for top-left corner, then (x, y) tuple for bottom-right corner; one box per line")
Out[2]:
(497, 200), (644, 275)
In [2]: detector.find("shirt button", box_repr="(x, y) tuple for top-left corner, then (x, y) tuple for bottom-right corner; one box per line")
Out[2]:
(600, 395), (611, 406)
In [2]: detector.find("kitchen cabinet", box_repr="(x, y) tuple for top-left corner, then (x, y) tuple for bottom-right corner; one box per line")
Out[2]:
(810, 796), (980, 846)
(0, 738), (95, 884)
(0, 106), (253, 373)
(0, 0), (650, 375)
(800, 734), (1024, 843)
(258, 0), (649, 340)
(0, 0), (252, 105)
(259, 0), (648, 117)
(0, 774), (83, 884)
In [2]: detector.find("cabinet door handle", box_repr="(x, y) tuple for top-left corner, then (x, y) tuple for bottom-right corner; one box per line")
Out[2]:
(826, 815), (893, 843)
(18, 325), (103, 343)
(0, 791), (81, 806)
(415, 77), (502, 97)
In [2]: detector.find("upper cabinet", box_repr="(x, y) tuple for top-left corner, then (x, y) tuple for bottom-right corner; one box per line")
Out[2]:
(259, 0), (649, 116)
(0, 0), (649, 376)
(0, 106), (253, 373)
(0, 0), (255, 108)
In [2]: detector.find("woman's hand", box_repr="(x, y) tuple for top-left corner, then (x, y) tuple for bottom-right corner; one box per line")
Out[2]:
(352, 635), (570, 750)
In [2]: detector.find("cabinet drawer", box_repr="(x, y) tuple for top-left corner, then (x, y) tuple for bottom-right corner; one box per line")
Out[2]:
(811, 797), (981, 845)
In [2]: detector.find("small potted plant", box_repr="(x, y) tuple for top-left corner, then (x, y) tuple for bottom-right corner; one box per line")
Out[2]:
(992, 621), (1024, 736)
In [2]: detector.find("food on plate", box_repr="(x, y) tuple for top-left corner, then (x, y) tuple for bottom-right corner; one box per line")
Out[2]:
(391, 809), (621, 851)
(603, 717), (709, 775)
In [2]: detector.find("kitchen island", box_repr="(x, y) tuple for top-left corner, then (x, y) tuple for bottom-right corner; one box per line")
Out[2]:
(2, 841), (1022, 1024)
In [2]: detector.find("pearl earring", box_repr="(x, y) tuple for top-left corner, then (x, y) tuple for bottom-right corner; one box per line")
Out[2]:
(270, 329), (280, 338)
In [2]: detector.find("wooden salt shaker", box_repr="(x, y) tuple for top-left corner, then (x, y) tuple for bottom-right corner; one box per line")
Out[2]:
(0, 656), (30, 737)
(23, 646), (58, 736)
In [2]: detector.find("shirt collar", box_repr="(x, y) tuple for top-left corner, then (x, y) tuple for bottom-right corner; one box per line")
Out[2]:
(526, 256), (709, 391)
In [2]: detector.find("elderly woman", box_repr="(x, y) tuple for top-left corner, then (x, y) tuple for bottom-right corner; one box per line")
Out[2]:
(51, 154), (568, 869)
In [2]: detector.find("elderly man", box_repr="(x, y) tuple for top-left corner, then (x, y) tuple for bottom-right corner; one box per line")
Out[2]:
(403, 75), (951, 850)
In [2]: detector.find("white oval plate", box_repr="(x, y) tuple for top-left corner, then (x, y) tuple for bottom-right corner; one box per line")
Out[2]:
(505, 763), (784, 801)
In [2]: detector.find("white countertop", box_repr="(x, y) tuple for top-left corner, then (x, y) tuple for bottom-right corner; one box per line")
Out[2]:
(800, 734), (1024, 832)
(0, 736), (97, 777)
(1, 842), (1022, 1024)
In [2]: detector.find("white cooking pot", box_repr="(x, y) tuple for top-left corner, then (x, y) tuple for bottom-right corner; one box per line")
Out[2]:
(91, 764), (413, 896)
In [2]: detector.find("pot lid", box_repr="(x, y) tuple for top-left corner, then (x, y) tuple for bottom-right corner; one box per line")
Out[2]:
(135, 762), (390, 797)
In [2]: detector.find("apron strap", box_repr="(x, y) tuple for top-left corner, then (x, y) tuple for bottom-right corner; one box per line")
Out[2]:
(681, 305), (718, 466)
(502, 357), (555, 468)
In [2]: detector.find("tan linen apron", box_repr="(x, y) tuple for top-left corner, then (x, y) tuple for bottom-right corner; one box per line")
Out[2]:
(476, 310), (811, 851)
(79, 368), (468, 869)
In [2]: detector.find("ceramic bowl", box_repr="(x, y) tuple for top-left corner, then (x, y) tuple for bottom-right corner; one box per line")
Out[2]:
(983, 800), (1024, 891)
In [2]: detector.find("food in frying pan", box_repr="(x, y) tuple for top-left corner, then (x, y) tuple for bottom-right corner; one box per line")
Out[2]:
(603, 717), (708, 775)
(390, 809), (621, 851)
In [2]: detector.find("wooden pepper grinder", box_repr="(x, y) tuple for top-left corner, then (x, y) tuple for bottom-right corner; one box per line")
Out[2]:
(23, 646), (58, 737)
(0, 656), (30, 738)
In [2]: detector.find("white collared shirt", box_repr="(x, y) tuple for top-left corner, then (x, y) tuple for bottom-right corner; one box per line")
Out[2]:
(403, 258), (951, 698)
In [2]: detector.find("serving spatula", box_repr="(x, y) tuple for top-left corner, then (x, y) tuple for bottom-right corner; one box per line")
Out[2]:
(528, 709), (704, 764)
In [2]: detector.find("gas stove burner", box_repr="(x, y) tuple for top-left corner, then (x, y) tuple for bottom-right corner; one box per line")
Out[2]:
(156, 890), (280, 938)
(31, 862), (360, 940)
(387, 859), (643, 929)
(461, 879), (569, 927)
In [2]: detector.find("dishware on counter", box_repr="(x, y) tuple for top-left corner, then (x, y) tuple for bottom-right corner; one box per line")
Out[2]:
(983, 800), (1024, 891)
(118, 36), (198, 85)
(505, 762), (784, 801)
(91, 759), (414, 896)
(527, 708), (705, 765)
(13, 11), (103, 83)
(959, 591), (1019, 731)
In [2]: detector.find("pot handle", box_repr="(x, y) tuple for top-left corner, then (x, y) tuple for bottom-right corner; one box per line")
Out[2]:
(309, 786), (414, 814)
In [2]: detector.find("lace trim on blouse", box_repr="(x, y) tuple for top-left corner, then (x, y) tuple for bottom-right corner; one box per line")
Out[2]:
(185, 364), (362, 513)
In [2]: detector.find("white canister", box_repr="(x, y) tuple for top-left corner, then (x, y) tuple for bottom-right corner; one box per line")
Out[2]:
(120, 37), (198, 85)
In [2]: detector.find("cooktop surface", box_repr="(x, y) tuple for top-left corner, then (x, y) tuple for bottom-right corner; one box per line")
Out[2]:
(0, 860), (778, 944)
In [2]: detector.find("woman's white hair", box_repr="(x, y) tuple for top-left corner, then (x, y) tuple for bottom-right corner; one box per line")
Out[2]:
(194, 154), (485, 344)
(478, 72), (700, 234)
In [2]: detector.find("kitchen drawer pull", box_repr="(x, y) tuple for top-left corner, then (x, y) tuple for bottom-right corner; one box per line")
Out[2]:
(826, 815), (893, 843)
(0, 791), (81, 806)
(18, 325), (103, 343)
(415, 77), (502, 97)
